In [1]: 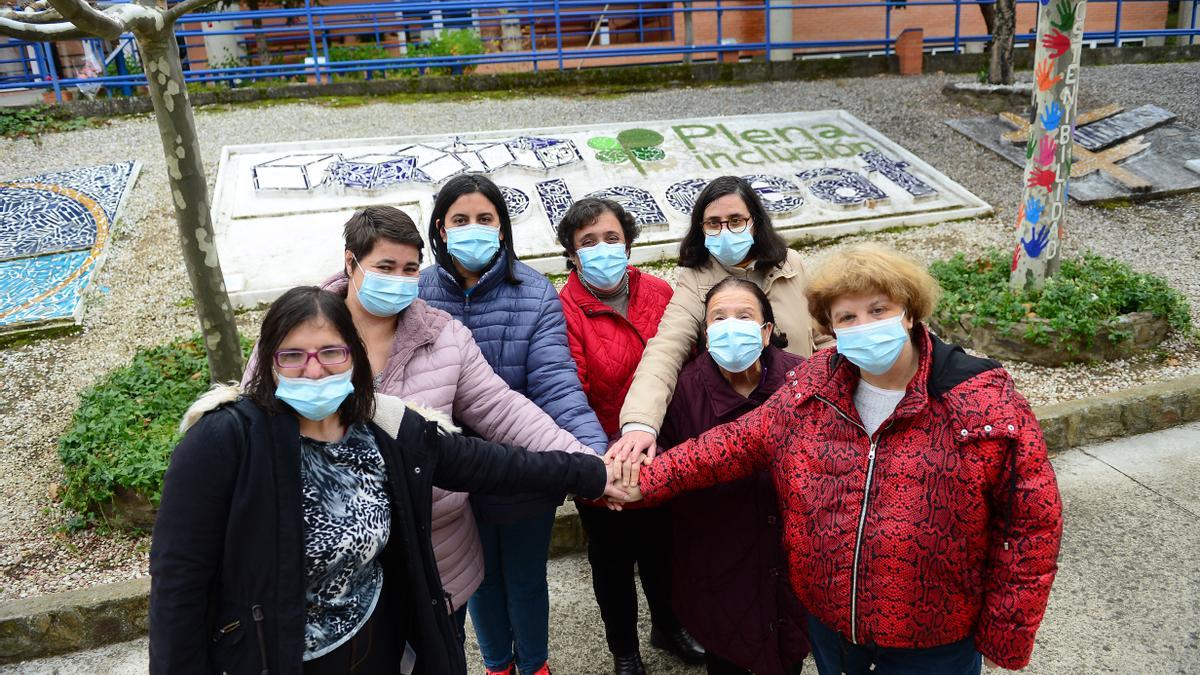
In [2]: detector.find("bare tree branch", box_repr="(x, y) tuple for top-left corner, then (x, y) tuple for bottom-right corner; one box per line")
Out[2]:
(45, 0), (123, 38)
(0, 14), (88, 39)
(0, 5), (66, 24)
(165, 0), (222, 23)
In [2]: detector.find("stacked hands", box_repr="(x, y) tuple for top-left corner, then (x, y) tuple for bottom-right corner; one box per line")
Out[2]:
(597, 430), (658, 509)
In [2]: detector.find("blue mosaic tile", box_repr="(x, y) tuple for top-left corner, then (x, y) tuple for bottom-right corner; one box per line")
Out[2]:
(0, 162), (137, 335)
(0, 186), (97, 261)
(0, 250), (96, 328)
(18, 162), (138, 224)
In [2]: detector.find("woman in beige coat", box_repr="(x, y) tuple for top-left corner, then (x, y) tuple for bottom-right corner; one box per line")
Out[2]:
(609, 175), (828, 477)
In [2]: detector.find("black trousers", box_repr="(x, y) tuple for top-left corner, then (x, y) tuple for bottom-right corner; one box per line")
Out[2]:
(577, 502), (678, 656)
(304, 599), (405, 675)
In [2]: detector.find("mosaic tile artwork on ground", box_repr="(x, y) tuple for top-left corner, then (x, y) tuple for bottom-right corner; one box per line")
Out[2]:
(946, 104), (1200, 203)
(0, 162), (141, 338)
(212, 111), (991, 307)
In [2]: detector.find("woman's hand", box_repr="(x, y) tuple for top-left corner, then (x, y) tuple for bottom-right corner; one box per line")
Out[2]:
(604, 431), (657, 487)
(601, 461), (631, 507)
(603, 482), (643, 511)
(984, 657), (1004, 670)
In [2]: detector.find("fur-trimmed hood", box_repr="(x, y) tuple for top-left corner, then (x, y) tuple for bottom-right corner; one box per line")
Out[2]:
(179, 384), (461, 436)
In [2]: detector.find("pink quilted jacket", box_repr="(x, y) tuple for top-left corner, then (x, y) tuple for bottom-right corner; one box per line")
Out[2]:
(245, 274), (594, 611)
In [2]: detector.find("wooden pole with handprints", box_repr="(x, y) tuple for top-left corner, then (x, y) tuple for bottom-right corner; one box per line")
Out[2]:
(1009, 0), (1088, 292)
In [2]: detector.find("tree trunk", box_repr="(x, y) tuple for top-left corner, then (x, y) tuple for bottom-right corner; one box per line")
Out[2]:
(137, 25), (244, 382)
(1010, 0), (1088, 292)
(988, 0), (1015, 84)
(245, 0), (270, 67)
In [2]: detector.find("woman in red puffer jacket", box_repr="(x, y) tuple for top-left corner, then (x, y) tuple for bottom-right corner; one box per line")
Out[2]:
(621, 243), (1063, 675)
(558, 198), (706, 674)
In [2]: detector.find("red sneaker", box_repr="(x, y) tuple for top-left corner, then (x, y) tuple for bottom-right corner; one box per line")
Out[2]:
(484, 665), (515, 675)
(529, 664), (552, 675)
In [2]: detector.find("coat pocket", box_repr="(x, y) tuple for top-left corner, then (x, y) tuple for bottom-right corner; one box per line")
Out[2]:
(209, 617), (246, 674)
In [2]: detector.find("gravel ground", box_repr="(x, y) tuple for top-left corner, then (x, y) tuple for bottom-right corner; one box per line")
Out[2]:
(1, 62), (1198, 601)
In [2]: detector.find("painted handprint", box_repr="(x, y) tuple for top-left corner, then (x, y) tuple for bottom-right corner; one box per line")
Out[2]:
(1021, 224), (1052, 258)
(1040, 101), (1064, 131)
(1035, 60), (1063, 92)
(1052, 0), (1078, 32)
(1043, 29), (1071, 59)
(1011, 243), (1023, 271)
(1026, 137), (1037, 160)
(1015, 202), (1026, 230)
(1036, 135), (1059, 167)
(1024, 197), (1045, 225)
(1028, 167), (1057, 190)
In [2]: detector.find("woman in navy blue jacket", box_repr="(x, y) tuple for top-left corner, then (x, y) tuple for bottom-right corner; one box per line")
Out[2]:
(419, 174), (607, 675)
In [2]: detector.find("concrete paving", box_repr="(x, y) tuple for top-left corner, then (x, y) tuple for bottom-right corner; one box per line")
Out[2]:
(5, 423), (1199, 674)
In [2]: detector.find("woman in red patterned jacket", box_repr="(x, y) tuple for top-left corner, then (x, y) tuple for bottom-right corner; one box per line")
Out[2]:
(557, 197), (706, 675)
(619, 243), (1063, 675)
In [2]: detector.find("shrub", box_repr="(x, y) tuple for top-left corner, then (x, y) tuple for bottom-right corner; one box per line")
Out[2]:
(57, 334), (252, 529)
(930, 249), (1193, 347)
(407, 29), (485, 75)
(0, 107), (92, 137)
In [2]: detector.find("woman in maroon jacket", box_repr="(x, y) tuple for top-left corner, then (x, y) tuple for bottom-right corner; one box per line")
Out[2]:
(657, 277), (809, 675)
(557, 197), (704, 674)
(621, 244), (1063, 675)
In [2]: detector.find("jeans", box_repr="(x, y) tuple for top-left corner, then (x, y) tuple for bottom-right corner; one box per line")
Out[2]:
(468, 507), (556, 674)
(576, 502), (677, 656)
(807, 615), (982, 675)
(303, 599), (403, 675)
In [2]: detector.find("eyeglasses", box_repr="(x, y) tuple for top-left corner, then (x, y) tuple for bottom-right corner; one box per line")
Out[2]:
(273, 346), (351, 369)
(702, 215), (753, 236)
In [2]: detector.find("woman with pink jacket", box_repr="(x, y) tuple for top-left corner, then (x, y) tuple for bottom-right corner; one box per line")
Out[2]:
(244, 206), (595, 651)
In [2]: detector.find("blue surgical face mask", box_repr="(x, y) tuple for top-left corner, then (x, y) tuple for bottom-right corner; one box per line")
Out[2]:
(834, 313), (910, 375)
(706, 318), (767, 373)
(704, 229), (755, 267)
(275, 368), (355, 421)
(352, 255), (419, 317)
(446, 223), (501, 273)
(576, 242), (629, 291)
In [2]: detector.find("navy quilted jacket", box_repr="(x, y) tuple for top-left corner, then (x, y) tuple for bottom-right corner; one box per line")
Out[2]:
(419, 250), (608, 522)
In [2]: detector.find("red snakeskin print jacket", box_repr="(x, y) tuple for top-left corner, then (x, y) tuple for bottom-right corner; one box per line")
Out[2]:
(637, 324), (1063, 670)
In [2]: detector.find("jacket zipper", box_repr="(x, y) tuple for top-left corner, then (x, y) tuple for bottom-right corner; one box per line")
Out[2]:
(251, 604), (269, 675)
(815, 394), (893, 646)
(211, 620), (240, 643)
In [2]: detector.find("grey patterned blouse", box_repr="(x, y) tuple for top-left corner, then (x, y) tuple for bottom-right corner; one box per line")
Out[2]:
(299, 423), (392, 661)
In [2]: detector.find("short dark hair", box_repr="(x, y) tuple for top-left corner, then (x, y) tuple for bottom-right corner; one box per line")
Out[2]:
(555, 197), (640, 270)
(702, 277), (789, 349)
(343, 206), (424, 276)
(678, 176), (789, 272)
(245, 286), (375, 425)
(427, 174), (520, 285)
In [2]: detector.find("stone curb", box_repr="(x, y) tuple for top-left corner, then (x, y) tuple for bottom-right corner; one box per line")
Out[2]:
(3, 374), (1199, 664)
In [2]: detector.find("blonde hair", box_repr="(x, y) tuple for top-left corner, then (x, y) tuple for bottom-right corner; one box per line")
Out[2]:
(805, 243), (941, 332)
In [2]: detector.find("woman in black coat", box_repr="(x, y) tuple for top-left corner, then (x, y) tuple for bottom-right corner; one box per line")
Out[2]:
(149, 286), (623, 675)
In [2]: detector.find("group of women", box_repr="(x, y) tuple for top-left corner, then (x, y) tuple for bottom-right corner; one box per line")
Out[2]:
(149, 172), (1064, 675)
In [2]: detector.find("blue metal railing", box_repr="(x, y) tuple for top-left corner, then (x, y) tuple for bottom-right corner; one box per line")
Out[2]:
(0, 0), (1194, 103)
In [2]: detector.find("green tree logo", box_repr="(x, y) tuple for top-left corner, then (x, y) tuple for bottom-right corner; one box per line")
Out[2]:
(588, 128), (666, 176)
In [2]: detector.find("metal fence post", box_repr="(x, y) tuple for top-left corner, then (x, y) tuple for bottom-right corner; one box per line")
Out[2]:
(305, 0), (322, 83)
(885, 0), (892, 56)
(44, 42), (62, 103)
(1113, 0), (1123, 46)
(953, 0), (962, 53)
(554, 0), (564, 70)
(683, 1), (694, 63)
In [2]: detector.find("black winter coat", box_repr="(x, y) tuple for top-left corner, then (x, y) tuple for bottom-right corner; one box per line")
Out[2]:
(149, 397), (607, 675)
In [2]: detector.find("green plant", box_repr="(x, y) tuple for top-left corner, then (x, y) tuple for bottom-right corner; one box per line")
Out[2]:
(0, 106), (93, 137)
(407, 29), (485, 76)
(328, 43), (395, 80)
(103, 54), (143, 77)
(57, 334), (253, 529)
(930, 249), (1193, 348)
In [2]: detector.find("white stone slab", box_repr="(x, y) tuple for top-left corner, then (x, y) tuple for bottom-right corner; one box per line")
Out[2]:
(211, 111), (991, 307)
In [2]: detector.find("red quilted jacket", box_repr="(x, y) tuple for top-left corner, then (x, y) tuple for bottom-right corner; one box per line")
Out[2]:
(639, 324), (1063, 670)
(560, 267), (674, 437)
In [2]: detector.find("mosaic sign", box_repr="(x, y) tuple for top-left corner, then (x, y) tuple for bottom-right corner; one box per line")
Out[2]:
(211, 112), (989, 307)
(0, 162), (140, 338)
